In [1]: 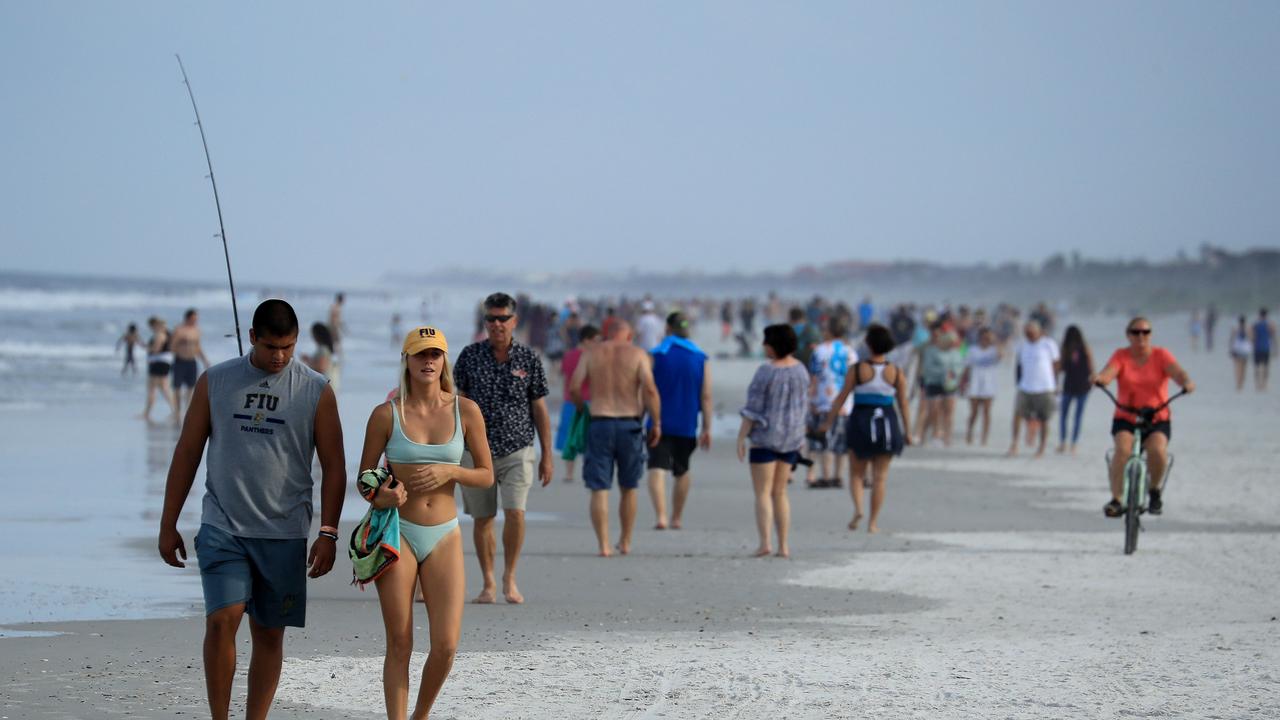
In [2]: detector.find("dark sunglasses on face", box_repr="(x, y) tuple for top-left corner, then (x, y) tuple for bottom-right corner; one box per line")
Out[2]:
(485, 314), (514, 324)
(1128, 328), (1152, 336)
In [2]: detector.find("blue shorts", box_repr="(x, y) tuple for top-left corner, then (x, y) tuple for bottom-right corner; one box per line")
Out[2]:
(583, 417), (647, 491)
(195, 523), (308, 628)
(748, 447), (800, 465)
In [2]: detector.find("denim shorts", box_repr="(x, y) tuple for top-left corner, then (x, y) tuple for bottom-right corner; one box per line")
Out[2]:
(195, 523), (307, 628)
(583, 417), (647, 491)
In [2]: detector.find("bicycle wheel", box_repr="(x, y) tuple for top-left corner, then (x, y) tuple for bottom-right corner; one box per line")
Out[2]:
(1124, 460), (1143, 555)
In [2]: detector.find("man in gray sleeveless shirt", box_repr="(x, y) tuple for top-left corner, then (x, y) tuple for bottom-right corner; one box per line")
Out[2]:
(159, 299), (346, 720)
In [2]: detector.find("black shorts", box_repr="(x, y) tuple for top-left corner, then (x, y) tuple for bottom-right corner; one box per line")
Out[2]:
(1256, 351), (1271, 367)
(1111, 418), (1171, 441)
(748, 447), (800, 466)
(148, 361), (171, 378)
(172, 358), (199, 389)
(924, 384), (955, 398)
(647, 435), (698, 477)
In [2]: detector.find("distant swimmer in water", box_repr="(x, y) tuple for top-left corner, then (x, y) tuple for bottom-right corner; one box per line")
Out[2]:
(142, 316), (177, 424)
(117, 322), (143, 377)
(171, 308), (211, 425)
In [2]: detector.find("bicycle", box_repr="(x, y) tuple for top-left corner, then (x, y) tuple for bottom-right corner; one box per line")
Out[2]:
(1095, 384), (1187, 555)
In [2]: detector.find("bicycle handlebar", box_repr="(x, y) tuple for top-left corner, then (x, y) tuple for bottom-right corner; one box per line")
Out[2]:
(1093, 383), (1187, 422)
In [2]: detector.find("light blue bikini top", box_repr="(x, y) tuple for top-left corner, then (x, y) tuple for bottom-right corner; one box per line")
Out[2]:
(385, 397), (464, 465)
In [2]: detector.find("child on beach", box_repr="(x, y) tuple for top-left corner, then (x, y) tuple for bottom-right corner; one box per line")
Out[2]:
(117, 322), (142, 376)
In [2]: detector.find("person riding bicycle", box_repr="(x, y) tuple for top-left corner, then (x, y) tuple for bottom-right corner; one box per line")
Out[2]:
(1091, 317), (1194, 518)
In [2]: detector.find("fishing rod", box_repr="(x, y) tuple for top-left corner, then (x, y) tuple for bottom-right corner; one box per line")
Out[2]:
(174, 54), (244, 355)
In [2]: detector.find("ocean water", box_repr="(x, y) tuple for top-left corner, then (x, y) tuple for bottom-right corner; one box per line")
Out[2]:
(0, 271), (485, 627)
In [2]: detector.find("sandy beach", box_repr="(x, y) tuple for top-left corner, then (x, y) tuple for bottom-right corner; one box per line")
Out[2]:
(2, 303), (1279, 719)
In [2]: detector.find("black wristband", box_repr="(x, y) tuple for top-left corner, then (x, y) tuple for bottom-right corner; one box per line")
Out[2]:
(318, 530), (339, 541)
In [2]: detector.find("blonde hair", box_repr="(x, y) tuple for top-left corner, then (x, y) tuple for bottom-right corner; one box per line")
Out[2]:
(398, 352), (454, 410)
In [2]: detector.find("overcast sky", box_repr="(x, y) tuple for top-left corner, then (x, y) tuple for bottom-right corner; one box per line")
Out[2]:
(2, 2), (1278, 287)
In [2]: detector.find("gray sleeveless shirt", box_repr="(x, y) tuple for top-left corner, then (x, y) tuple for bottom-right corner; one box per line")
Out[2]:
(202, 354), (328, 539)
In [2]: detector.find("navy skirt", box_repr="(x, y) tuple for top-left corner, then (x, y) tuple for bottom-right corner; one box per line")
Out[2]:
(846, 404), (904, 459)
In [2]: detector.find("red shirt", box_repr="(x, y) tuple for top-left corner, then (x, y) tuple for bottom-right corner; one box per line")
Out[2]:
(560, 347), (590, 402)
(1108, 346), (1177, 423)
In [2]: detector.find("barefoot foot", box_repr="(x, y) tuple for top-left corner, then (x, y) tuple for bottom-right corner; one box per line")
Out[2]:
(752, 547), (772, 557)
(775, 548), (790, 559)
(598, 545), (613, 557)
(867, 524), (880, 534)
(471, 588), (497, 604)
(616, 542), (630, 556)
(653, 521), (667, 530)
(670, 519), (682, 530)
(503, 580), (524, 605)
(848, 513), (863, 531)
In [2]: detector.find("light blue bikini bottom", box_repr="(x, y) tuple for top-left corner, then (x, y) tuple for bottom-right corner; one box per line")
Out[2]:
(400, 517), (459, 564)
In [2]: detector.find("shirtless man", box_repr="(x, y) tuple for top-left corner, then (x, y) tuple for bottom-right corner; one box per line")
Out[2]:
(171, 308), (211, 424)
(570, 320), (661, 556)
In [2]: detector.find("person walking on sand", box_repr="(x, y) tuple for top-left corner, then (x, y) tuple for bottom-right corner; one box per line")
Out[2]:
(821, 324), (911, 534)
(359, 326), (494, 720)
(171, 308), (211, 424)
(1008, 320), (1059, 458)
(118, 322), (142, 376)
(158, 299), (346, 720)
(1230, 315), (1252, 391)
(737, 324), (809, 558)
(142, 316), (177, 424)
(555, 325), (600, 483)
(1251, 308), (1276, 391)
(960, 326), (1000, 446)
(634, 299), (665, 352)
(806, 317), (855, 488)
(570, 320), (662, 556)
(646, 312), (711, 530)
(453, 292), (553, 604)
(1056, 324), (1093, 455)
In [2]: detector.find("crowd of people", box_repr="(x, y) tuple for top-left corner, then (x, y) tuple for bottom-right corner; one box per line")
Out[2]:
(121, 296), (346, 426)
(151, 289), (1256, 719)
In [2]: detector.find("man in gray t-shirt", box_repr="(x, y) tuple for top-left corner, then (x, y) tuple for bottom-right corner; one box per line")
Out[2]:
(158, 299), (346, 719)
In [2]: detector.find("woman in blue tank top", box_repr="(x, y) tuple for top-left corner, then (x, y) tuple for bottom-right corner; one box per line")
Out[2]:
(359, 326), (494, 719)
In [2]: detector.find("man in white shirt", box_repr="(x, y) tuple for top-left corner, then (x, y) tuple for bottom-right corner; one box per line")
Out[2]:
(634, 300), (665, 352)
(1008, 320), (1060, 458)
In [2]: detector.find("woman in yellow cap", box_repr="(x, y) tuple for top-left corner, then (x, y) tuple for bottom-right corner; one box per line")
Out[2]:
(359, 326), (494, 719)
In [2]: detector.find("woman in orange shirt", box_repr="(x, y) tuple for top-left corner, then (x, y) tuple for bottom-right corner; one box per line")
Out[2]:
(1092, 317), (1194, 518)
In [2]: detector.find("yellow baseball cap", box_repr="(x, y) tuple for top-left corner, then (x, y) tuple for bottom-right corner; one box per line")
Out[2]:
(402, 326), (448, 355)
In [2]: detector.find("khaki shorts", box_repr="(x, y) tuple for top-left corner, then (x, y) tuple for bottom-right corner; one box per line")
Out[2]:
(460, 445), (535, 518)
(1015, 391), (1054, 421)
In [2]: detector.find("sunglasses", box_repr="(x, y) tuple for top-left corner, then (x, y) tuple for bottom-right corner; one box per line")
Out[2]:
(1128, 328), (1152, 336)
(485, 314), (514, 324)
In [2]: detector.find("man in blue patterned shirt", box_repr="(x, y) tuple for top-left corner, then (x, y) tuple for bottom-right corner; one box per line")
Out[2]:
(453, 292), (552, 604)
